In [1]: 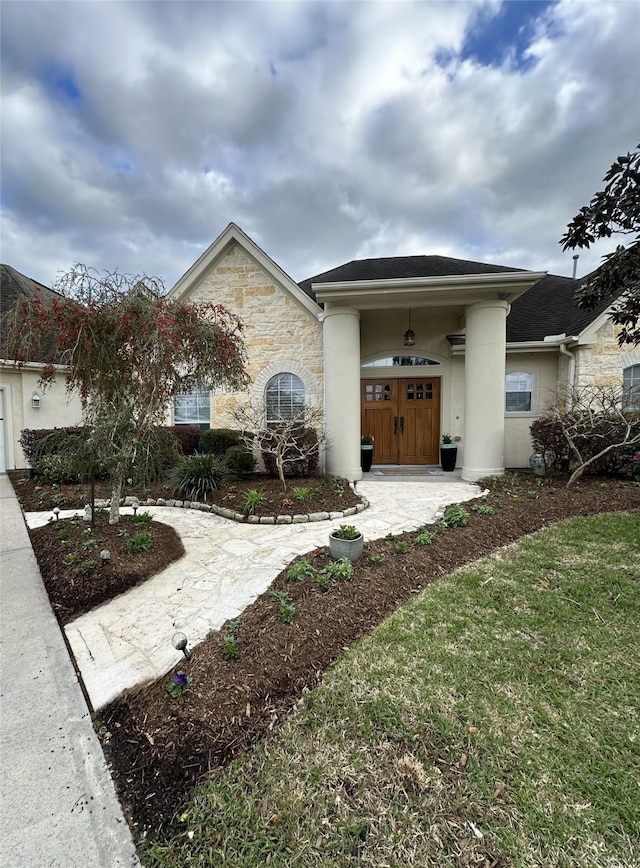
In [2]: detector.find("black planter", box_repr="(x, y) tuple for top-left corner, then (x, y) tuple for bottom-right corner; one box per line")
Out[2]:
(440, 445), (457, 472)
(360, 446), (374, 472)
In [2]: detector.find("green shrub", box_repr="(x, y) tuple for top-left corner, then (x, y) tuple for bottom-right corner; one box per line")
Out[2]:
(164, 426), (201, 455)
(242, 489), (265, 515)
(126, 532), (153, 554)
(132, 511), (153, 524)
(319, 558), (354, 582)
(130, 427), (182, 485)
(369, 553), (384, 566)
(287, 559), (316, 582)
(270, 590), (296, 623)
(202, 428), (249, 455)
(332, 524), (360, 540)
(416, 531), (436, 546)
(472, 503), (496, 515)
(394, 540), (409, 554)
(20, 427), (89, 469)
(530, 413), (640, 477)
(221, 634), (240, 660)
(291, 486), (312, 503)
(169, 453), (231, 501)
(443, 504), (469, 528)
(315, 572), (330, 591)
(225, 444), (256, 477)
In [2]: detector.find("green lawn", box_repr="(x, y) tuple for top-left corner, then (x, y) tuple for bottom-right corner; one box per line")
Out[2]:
(144, 512), (640, 867)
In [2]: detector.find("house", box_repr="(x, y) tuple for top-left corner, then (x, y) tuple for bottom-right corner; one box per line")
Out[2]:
(0, 265), (83, 472)
(167, 223), (639, 482)
(2, 224), (637, 479)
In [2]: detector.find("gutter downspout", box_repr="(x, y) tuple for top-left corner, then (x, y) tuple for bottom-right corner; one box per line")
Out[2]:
(559, 340), (576, 398)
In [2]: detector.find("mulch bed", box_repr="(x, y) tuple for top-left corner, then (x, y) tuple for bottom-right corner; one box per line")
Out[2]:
(29, 515), (185, 624)
(7, 471), (361, 518)
(89, 476), (639, 843)
(9, 470), (640, 844)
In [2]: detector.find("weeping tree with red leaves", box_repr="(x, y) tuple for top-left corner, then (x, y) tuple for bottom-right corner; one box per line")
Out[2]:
(3, 264), (249, 522)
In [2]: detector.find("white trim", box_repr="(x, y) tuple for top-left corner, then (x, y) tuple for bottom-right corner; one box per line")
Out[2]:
(360, 348), (447, 373)
(314, 271), (547, 309)
(168, 222), (321, 321)
(505, 366), (542, 414)
(0, 384), (15, 471)
(251, 359), (319, 408)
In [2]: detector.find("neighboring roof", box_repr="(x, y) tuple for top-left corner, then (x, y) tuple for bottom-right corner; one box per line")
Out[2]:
(0, 264), (60, 317)
(300, 255), (617, 343)
(1, 264), (63, 361)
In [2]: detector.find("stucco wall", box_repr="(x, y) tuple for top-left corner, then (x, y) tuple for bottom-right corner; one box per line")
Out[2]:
(175, 242), (323, 427)
(504, 353), (558, 467)
(0, 365), (83, 469)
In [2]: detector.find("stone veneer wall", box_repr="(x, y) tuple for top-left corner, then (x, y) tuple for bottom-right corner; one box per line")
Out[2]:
(185, 242), (323, 427)
(574, 319), (631, 389)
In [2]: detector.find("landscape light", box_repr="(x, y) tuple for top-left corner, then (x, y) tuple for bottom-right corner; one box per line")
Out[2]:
(100, 549), (111, 564)
(52, 507), (60, 521)
(172, 631), (191, 660)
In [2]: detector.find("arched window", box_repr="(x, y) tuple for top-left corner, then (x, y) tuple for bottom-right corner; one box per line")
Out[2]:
(623, 364), (640, 411)
(362, 356), (441, 367)
(265, 373), (305, 425)
(505, 372), (533, 412)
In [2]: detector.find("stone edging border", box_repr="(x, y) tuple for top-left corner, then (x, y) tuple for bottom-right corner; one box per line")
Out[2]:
(102, 494), (370, 525)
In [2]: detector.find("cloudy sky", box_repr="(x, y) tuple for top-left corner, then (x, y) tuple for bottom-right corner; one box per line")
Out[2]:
(1, 0), (638, 292)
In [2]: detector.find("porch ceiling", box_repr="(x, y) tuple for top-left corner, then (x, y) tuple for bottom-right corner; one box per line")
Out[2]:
(313, 271), (548, 311)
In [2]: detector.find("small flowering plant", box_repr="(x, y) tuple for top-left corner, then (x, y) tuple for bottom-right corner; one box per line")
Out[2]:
(166, 670), (192, 698)
(281, 498), (294, 507)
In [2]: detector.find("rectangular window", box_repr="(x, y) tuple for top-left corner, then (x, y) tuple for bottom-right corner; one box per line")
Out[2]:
(174, 389), (211, 429)
(506, 372), (533, 412)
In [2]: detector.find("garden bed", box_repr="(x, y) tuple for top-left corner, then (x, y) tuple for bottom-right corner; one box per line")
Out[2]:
(10, 471), (640, 846)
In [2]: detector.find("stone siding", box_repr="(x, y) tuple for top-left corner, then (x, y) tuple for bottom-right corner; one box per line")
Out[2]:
(574, 319), (629, 388)
(185, 242), (323, 427)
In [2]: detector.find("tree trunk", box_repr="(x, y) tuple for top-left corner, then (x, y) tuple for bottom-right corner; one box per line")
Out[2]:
(276, 452), (287, 492)
(109, 475), (122, 524)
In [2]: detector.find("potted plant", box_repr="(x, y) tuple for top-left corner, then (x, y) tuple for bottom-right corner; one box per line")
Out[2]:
(329, 523), (364, 562)
(360, 435), (374, 472)
(440, 433), (458, 472)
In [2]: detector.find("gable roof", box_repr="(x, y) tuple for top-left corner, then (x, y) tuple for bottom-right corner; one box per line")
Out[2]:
(169, 223), (321, 320)
(299, 255), (615, 343)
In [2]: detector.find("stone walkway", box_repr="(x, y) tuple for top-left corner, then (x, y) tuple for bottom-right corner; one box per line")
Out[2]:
(26, 475), (481, 711)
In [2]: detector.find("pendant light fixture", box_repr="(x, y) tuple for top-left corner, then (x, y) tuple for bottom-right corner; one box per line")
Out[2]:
(403, 309), (416, 347)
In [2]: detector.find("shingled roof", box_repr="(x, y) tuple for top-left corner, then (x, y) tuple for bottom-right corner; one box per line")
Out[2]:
(299, 255), (615, 343)
(1, 264), (63, 361)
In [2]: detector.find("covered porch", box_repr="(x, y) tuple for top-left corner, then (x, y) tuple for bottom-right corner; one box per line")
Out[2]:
(314, 270), (546, 483)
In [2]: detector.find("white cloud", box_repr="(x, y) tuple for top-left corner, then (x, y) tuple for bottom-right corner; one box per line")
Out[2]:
(1, 0), (637, 290)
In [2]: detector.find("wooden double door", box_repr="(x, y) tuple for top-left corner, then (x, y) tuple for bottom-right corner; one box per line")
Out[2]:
(361, 378), (441, 465)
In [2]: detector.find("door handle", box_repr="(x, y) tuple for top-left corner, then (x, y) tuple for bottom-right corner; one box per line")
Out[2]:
(394, 416), (398, 435)
(400, 416), (405, 434)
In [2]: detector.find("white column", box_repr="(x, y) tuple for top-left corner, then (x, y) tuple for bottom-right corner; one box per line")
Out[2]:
(322, 303), (362, 481)
(461, 299), (509, 482)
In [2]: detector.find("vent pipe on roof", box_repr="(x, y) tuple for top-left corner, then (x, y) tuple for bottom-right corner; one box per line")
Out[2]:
(572, 254), (579, 280)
